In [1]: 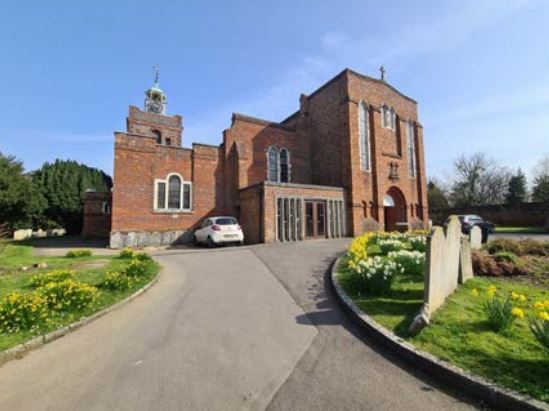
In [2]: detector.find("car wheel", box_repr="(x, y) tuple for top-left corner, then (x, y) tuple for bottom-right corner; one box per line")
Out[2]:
(207, 236), (216, 248)
(193, 235), (199, 247)
(239, 240), (244, 246)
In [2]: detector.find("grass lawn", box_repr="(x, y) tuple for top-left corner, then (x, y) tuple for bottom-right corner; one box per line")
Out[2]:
(495, 226), (547, 234)
(337, 259), (549, 402)
(0, 242), (160, 352)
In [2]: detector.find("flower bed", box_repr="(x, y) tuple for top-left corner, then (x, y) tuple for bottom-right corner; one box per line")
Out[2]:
(337, 232), (549, 403)
(0, 244), (160, 351)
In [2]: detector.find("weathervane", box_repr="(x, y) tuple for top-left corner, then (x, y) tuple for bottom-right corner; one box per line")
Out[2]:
(379, 65), (386, 82)
(153, 66), (160, 87)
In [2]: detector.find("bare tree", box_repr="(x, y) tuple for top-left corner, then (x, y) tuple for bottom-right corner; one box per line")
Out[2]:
(448, 152), (511, 207)
(532, 152), (549, 180)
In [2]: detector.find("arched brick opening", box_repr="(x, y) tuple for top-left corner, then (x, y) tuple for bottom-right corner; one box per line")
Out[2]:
(384, 186), (407, 232)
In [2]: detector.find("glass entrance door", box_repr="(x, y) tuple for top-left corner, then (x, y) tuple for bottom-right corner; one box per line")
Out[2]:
(305, 200), (326, 238)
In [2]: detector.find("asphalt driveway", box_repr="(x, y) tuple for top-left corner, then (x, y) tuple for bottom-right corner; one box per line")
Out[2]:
(0, 240), (477, 410)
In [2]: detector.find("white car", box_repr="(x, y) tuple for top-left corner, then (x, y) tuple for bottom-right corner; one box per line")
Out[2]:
(193, 216), (244, 247)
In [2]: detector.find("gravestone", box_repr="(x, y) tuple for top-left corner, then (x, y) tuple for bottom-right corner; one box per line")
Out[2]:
(470, 226), (482, 250)
(459, 236), (474, 283)
(442, 215), (461, 297)
(409, 215), (465, 334)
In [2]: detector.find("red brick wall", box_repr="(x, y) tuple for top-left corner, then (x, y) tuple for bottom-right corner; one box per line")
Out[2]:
(238, 185), (263, 244)
(112, 108), (222, 235)
(110, 69), (428, 244)
(345, 71), (428, 235)
(82, 192), (111, 238)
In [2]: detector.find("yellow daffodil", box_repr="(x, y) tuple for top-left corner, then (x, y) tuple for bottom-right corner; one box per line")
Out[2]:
(471, 288), (479, 297)
(534, 301), (544, 309)
(486, 286), (497, 298)
(511, 307), (524, 319)
(511, 291), (519, 300)
(539, 311), (549, 321)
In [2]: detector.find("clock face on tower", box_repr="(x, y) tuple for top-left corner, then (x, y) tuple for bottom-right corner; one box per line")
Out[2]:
(149, 101), (163, 113)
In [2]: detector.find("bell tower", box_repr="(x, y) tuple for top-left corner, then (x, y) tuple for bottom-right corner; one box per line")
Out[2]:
(144, 67), (167, 115)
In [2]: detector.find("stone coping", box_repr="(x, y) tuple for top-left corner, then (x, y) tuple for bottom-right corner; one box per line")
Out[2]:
(0, 270), (161, 368)
(329, 255), (548, 411)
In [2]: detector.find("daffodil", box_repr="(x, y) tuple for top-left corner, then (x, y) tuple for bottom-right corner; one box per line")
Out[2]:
(534, 301), (544, 310)
(511, 307), (524, 319)
(471, 288), (478, 297)
(538, 311), (549, 321)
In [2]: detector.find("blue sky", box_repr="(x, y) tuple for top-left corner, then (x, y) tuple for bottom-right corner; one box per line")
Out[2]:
(1, 0), (548, 182)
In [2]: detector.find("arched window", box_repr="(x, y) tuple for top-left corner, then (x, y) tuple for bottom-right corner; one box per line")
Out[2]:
(279, 148), (290, 182)
(155, 173), (193, 211)
(381, 105), (396, 130)
(267, 146), (278, 182)
(267, 146), (291, 183)
(168, 175), (181, 209)
(358, 101), (371, 171)
(152, 130), (162, 144)
(407, 121), (417, 178)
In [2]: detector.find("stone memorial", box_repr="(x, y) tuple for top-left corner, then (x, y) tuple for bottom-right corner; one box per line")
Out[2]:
(470, 226), (482, 250)
(409, 215), (471, 334)
(459, 236), (474, 284)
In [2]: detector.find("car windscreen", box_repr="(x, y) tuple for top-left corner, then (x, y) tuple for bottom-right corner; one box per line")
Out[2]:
(215, 218), (238, 225)
(468, 217), (484, 223)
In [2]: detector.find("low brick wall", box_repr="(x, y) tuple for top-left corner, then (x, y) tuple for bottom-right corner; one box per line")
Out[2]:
(430, 203), (549, 227)
(82, 192), (112, 238)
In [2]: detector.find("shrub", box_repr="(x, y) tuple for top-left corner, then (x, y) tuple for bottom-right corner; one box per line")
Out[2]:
(518, 239), (549, 257)
(117, 248), (135, 259)
(494, 251), (518, 264)
(0, 292), (48, 333)
(485, 239), (522, 256)
(121, 259), (148, 277)
(387, 250), (425, 276)
(66, 249), (92, 258)
(101, 271), (134, 291)
(483, 296), (516, 332)
(134, 252), (152, 262)
(529, 318), (549, 352)
(28, 269), (76, 287)
(38, 280), (99, 312)
(350, 256), (402, 295)
(472, 250), (528, 277)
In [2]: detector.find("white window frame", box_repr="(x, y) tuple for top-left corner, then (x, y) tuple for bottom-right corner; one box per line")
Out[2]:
(154, 172), (193, 212)
(407, 121), (417, 178)
(358, 100), (371, 172)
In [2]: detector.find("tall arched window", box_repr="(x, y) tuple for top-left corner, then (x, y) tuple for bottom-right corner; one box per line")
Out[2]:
(358, 101), (371, 171)
(267, 146), (291, 183)
(279, 148), (290, 182)
(407, 121), (417, 178)
(381, 105), (396, 130)
(168, 175), (181, 209)
(267, 146), (278, 182)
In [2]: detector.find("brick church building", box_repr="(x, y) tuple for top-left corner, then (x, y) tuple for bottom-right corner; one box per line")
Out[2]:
(82, 68), (428, 248)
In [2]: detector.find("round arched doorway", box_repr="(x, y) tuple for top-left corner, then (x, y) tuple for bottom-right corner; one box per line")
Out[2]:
(383, 187), (407, 232)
